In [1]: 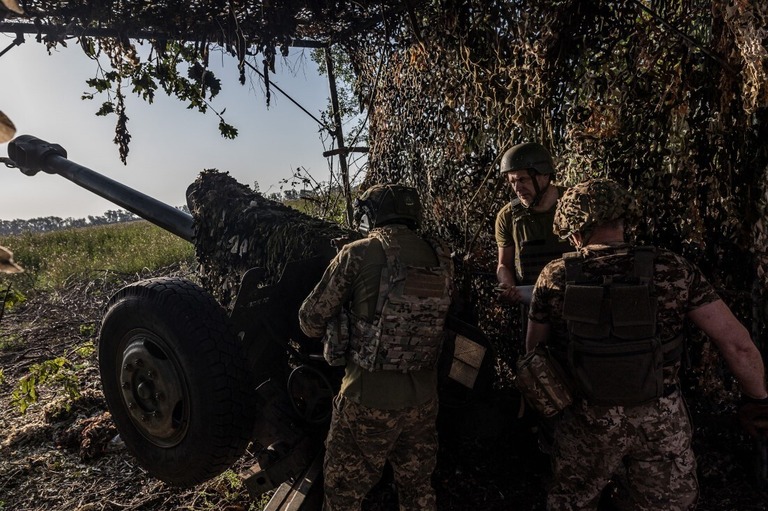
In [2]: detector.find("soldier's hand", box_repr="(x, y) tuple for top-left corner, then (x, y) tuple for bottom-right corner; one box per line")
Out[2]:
(496, 284), (522, 304)
(738, 396), (768, 438)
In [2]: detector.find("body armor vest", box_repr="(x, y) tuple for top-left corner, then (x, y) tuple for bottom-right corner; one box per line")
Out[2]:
(348, 228), (453, 372)
(508, 197), (571, 285)
(562, 246), (683, 406)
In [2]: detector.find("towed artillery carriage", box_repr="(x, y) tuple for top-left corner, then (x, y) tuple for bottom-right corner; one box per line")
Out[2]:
(4, 134), (495, 509)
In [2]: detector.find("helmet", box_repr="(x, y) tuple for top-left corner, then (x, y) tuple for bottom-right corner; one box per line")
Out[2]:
(500, 142), (555, 175)
(353, 184), (421, 232)
(554, 178), (638, 239)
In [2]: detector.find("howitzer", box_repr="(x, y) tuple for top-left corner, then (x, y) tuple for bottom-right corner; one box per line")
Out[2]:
(4, 135), (495, 509)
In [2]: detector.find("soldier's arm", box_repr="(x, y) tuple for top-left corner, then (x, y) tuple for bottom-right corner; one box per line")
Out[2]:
(495, 208), (523, 301)
(525, 319), (550, 353)
(497, 245), (522, 303)
(688, 299), (768, 399)
(298, 247), (358, 338)
(497, 245), (516, 286)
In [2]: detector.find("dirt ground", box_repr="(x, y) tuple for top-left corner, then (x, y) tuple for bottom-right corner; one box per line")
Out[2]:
(1, 268), (767, 510)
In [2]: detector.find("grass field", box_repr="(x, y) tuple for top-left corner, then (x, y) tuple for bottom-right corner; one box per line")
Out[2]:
(0, 220), (196, 293)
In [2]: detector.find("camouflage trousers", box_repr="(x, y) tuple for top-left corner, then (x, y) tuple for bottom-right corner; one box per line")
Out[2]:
(323, 394), (438, 511)
(548, 390), (698, 511)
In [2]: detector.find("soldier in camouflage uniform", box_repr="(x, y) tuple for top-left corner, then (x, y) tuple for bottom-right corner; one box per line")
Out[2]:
(526, 179), (768, 510)
(495, 142), (570, 303)
(299, 184), (453, 511)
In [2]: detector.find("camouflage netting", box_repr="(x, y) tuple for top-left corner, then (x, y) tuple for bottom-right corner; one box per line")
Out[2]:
(4, 2), (768, 504)
(6, 0), (768, 391)
(341, 1), (768, 392)
(186, 169), (350, 308)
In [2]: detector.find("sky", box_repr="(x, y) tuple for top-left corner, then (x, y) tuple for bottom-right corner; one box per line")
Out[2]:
(0, 32), (342, 221)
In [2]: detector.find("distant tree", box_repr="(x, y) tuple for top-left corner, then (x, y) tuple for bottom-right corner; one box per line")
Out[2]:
(282, 189), (299, 201)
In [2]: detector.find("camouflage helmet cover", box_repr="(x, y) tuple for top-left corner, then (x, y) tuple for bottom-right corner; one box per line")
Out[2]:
(354, 183), (421, 229)
(500, 142), (556, 175)
(554, 178), (638, 239)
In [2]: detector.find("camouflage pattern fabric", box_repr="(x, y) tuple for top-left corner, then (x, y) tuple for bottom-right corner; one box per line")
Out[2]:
(299, 224), (445, 410)
(516, 346), (573, 417)
(300, 224), (452, 372)
(553, 179), (642, 240)
(300, 224), (446, 509)
(322, 395), (438, 511)
(529, 243), (720, 509)
(529, 243), (720, 379)
(323, 311), (351, 367)
(349, 227), (453, 372)
(548, 390), (698, 511)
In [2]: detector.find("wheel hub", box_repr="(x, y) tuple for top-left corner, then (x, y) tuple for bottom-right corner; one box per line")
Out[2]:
(119, 335), (187, 446)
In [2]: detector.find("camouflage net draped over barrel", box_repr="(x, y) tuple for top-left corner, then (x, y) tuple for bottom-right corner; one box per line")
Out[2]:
(186, 170), (351, 308)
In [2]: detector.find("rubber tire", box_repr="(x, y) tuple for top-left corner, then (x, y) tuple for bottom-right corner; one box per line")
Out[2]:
(99, 277), (255, 487)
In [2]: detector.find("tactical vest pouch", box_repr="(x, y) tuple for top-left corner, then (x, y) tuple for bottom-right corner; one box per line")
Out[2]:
(568, 337), (664, 406)
(563, 285), (610, 338)
(610, 285), (657, 339)
(349, 229), (452, 372)
(516, 346), (574, 417)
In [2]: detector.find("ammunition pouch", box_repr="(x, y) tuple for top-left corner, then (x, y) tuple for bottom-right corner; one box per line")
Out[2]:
(516, 346), (574, 417)
(568, 337), (664, 406)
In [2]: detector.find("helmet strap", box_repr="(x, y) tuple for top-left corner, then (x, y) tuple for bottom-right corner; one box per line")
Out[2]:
(527, 170), (549, 208)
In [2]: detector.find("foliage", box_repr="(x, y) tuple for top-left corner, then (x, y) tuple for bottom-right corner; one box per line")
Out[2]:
(190, 469), (266, 510)
(74, 340), (95, 358)
(11, 357), (80, 414)
(0, 334), (24, 352)
(310, 46), (369, 151)
(0, 220), (196, 292)
(2, 1), (396, 162)
(2, 286), (26, 309)
(78, 323), (97, 339)
(280, 166), (356, 226)
(339, 1), (768, 371)
(10, 339), (97, 415)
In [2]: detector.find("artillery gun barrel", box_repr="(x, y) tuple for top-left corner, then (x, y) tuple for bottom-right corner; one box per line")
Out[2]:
(5, 135), (194, 241)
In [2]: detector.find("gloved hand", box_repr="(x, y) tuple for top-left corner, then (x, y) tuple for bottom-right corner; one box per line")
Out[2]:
(738, 395), (768, 438)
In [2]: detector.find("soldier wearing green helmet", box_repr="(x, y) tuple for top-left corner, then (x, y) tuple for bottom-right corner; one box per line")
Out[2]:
(523, 178), (768, 510)
(495, 142), (570, 304)
(299, 183), (453, 511)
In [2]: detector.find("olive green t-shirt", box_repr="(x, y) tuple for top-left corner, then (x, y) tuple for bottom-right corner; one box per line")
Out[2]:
(495, 191), (567, 284)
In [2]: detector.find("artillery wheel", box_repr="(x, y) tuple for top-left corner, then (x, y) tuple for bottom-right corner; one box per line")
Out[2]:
(287, 364), (334, 425)
(99, 277), (255, 487)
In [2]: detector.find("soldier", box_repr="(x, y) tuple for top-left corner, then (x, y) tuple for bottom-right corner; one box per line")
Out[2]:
(525, 178), (768, 510)
(298, 183), (453, 511)
(495, 142), (570, 304)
